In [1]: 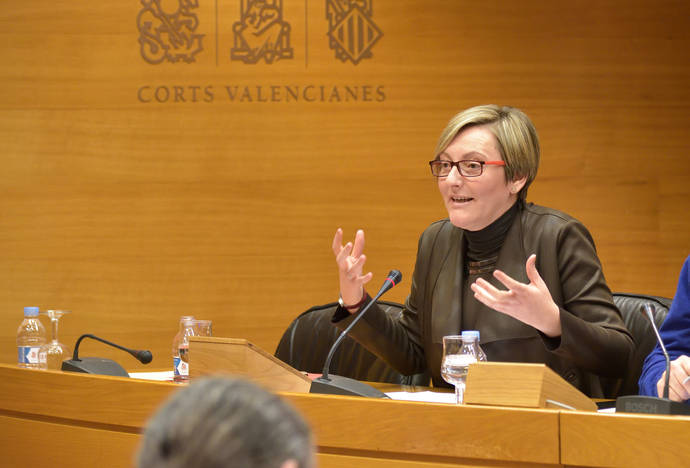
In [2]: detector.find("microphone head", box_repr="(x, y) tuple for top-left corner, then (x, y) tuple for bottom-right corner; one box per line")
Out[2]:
(376, 269), (403, 297)
(387, 269), (403, 286)
(138, 350), (153, 364)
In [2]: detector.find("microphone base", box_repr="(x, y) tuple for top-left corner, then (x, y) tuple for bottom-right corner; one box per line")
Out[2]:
(62, 357), (130, 377)
(310, 374), (390, 399)
(615, 395), (690, 415)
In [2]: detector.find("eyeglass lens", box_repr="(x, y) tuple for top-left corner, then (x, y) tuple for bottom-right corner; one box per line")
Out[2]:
(430, 160), (484, 177)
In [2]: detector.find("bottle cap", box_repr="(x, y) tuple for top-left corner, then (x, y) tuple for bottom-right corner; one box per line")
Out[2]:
(24, 306), (40, 317)
(461, 330), (480, 341)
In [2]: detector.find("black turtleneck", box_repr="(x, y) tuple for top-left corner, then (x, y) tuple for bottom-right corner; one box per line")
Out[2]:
(461, 200), (520, 330)
(465, 200), (520, 265)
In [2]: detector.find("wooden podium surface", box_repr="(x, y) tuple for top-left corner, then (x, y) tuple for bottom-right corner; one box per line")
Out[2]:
(1, 364), (689, 468)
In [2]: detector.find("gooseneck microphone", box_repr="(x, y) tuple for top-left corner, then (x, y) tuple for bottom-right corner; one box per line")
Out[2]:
(321, 269), (402, 380)
(310, 269), (402, 398)
(643, 304), (672, 400)
(62, 333), (153, 377)
(615, 304), (690, 415)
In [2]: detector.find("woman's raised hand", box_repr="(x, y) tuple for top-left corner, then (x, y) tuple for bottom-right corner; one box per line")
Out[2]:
(470, 254), (562, 337)
(332, 228), (373, 309)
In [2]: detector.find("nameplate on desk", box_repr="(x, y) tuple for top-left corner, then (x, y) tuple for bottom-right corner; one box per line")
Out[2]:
(188, 337), (311, 394)
(464, 362), (597, 411)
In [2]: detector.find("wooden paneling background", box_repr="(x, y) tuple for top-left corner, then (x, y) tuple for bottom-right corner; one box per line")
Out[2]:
(1, 1), (689, 369)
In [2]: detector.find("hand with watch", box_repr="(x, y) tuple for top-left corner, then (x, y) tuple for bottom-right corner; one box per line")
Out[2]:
(338, 293), (369, 312)
(332, 228), (373, 315)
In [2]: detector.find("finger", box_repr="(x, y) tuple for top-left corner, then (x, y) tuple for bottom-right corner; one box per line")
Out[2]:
(681, 385), (690, 401)
(676, 355), (690, 375)
(677, 360), (690, 398)
(657, 373), (666, 398)
(472, 279), (509, 307)
(472, 284), (516, 319)
(352, 229), (366, 258)
(683, 375), (690, 394)
(345, 254), (368, 279)
(343, 270), (373, 291)
(335, 242), (353, 266)
(473, 277), (504, 295)
(332, 228), (344, 256)
(661, 366), (688, 401)
(668, 385), (684, 402)
(676, 355), (690, 396)
(525, 254), (545, 286)
(471, 281), (499, 305)
(669, 361), (690, 400)
(668, 375), (689, 402)
(492, 269), (523, 291)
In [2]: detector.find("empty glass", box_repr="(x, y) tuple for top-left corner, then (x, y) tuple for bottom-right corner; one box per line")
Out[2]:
(38, 310), (71, 370)
(195, 319), (213, 336)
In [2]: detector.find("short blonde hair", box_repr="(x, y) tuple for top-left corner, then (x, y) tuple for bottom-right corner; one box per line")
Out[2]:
(434, 105), (540, 200)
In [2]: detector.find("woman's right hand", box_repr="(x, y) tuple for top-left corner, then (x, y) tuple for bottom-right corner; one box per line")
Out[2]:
(332, 228), (373, 311)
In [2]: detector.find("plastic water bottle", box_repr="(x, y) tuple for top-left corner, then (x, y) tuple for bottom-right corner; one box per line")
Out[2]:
(17, 307), (47, 369)
(172, 316), (197, 382)
(462, 330), (488, 362)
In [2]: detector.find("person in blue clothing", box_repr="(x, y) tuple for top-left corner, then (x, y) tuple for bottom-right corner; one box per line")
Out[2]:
(638, 255), (690, 403)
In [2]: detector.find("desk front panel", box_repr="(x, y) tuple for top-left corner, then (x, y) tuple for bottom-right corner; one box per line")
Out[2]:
(286, 393), (560, 466)
(561, 410), (690, 468)
(2, 414), (140, 468)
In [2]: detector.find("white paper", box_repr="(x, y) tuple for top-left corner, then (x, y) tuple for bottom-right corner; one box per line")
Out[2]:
(385, 390), (458, 404)
(597, 407), (616, 413)
(129, 370), (174, 381)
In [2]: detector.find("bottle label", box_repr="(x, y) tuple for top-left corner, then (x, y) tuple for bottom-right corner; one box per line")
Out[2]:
(173, 356), (189, 377)
(18, 346), (40, 364)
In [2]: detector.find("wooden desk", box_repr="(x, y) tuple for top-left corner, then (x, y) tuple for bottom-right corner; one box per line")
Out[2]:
(0, 365), (177, 468)
(1, 364), (688, 468)
(0, 364), (559, 467)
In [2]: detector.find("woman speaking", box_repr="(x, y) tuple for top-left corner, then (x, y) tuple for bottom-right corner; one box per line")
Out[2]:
(332, 104), (633, 397)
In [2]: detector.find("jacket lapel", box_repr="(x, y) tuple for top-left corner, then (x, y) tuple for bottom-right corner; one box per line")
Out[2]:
(472, 211), (538, 344)
(428, 224), (464, 346)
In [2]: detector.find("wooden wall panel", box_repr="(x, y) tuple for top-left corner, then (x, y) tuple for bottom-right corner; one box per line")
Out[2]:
(1, 1), (689, 369)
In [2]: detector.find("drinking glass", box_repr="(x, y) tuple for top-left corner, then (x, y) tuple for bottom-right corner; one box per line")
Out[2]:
(195, 319), (213, 337)
(38, 310), (71, 370)
(440, 334), (477, 404)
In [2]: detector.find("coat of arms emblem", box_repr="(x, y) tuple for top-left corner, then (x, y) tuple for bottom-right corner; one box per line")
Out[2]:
(326, 0), (382, 65)
(137, 0), (205, 64)
(231, 0), (294, 64)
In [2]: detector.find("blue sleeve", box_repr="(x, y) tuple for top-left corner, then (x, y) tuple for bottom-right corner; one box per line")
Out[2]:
(638, 255), (690, 398)
(638, 341), (666, 396)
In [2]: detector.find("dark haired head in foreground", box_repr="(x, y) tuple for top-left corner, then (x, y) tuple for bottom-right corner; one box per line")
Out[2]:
(137, 377), (315, 468)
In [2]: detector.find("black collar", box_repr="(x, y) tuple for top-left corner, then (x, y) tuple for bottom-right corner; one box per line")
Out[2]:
(464, 200), (520, 261)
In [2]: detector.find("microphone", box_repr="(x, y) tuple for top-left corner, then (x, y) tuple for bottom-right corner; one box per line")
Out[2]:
(310, 270), (402, 398)
(61, 333), (153, 377)
(615, 304), (690, 415)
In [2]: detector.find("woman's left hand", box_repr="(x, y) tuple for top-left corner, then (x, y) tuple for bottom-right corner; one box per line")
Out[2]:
(470, 254), (562, 337)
